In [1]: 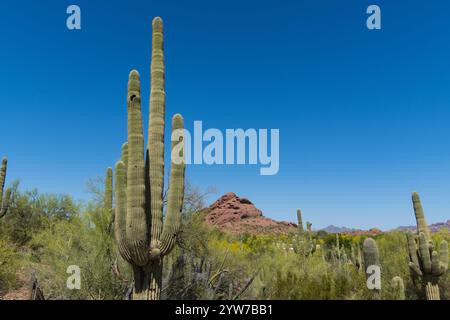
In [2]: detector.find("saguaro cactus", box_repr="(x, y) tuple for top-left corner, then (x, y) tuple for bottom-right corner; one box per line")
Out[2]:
(363, 238), (381, 295)
(0, 157), (11, 218)
(296, 209), (303, 234)
(406, 192), (448, 300)
(293, 210), (316, 256)
(114, 17), (186, 300)
(391, 276), (405, 300)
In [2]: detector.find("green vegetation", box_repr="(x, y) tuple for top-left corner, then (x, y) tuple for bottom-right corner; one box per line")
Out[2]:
(0, 181), (449, 300)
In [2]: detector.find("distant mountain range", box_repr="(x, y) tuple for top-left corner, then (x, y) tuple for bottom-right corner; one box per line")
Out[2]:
(319, 225), (382, 235)
(320, 220), (450, 234)
(393, 220), (450, 233)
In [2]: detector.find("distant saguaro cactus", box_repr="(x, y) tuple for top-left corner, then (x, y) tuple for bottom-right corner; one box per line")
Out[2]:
(293, 210), (316, 257)
(0, 157), (12, 218)
(363, 237), (381, 296)
(406, 192), (448, 300)
(296, 209), (303, 234)
(114, 17), (186, 300)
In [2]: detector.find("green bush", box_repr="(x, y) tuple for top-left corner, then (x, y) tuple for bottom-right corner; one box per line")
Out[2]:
(0, 236), (21, 292)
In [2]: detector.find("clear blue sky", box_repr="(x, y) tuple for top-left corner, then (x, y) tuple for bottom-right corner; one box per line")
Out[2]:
(1, 0), (450, 229)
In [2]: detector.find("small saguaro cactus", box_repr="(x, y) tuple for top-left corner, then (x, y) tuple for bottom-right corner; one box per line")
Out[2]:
(0, 157), (12, 218)
(406, 192), (448, 300)
(114, 17), (186, 300)
(391, 276), (405, 300)
(363, 238), (381, 295)
(293, 210), (316, 256)
(296, 209), (304, 234)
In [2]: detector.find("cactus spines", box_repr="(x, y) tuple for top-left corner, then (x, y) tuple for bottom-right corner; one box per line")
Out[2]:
(0, 157), (11, 218)
(391, 276), (405, 300)
(114, 17), (186, 300)
(296, 209), (303, 233)
(406, 192), (448, 300)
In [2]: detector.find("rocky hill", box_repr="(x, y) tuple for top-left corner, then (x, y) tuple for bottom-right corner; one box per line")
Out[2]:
(204, 192), (296, 235)
(204, 193), (449, 236)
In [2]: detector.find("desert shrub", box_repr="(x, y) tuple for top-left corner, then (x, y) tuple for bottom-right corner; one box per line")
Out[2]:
(30, 211), (131, 300)
(0, 185), (80, 246)
(0, 236), (21, 292)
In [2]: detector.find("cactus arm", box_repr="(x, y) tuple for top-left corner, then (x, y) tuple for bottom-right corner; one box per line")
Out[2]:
(126, 70), (148, 266)
(406, 233), (420, 267)
(412, 192), (431, 240)
(147, 16), (166, 246)
(406, 233), (423, 276)
(0, 158), (11, 218)
(0, 158), (6, 202)
(439, 240), (448, 274)
(121, 142), (129, 169)
(159, 114), (186, 256)
(105, 167), (113, 212)
(0, 188), (11, 218)
(431, 251), (442, 276)
(418, 232), (432, 273)
(114, 160), (132, 263)
(408, 261), (423, 277)
(104, 167), (114, 233)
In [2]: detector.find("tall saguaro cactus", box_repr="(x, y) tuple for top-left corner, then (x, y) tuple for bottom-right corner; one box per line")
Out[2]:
(114, 17), (186, 300)
(0, 157), (11, 218)
(407, 192), (448, 300)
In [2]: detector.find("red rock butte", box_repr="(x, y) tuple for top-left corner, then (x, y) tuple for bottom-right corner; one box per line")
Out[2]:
(204, 192), (296, 235)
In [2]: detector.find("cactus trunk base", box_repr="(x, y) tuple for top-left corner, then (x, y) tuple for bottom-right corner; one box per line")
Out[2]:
(424, 282), (440, 300)
(132, 262), (163, 300)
